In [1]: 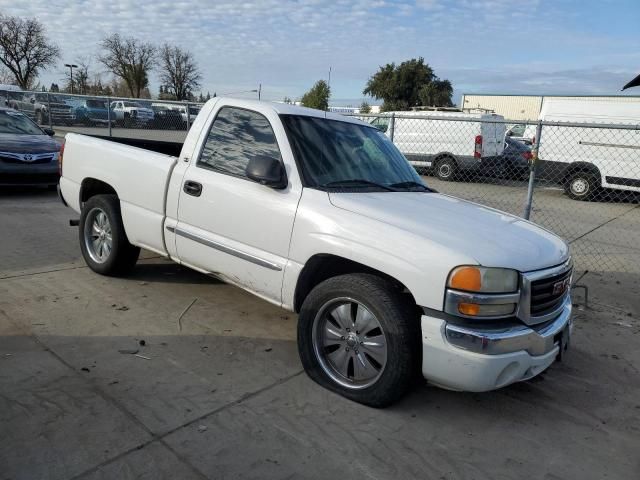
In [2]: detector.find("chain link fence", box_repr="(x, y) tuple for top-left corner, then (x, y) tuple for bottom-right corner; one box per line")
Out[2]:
(2, 87), (638, 276)
(1, 87), (205, 143)
(351, 112), (640, 276)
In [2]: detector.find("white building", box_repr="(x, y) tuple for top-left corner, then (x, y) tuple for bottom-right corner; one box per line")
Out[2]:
(460, 94), (640, 121)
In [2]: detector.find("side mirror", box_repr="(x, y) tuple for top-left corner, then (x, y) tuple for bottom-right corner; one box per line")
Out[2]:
(506, 130), (513, 137)
(245, 155), (286, 189)
(43, 128), (55, 136)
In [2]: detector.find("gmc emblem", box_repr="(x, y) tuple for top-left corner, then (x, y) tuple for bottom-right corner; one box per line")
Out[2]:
(552, 277), (571, 296)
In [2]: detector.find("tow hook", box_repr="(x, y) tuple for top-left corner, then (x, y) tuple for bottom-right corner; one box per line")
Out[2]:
(69, 219), (79, 227)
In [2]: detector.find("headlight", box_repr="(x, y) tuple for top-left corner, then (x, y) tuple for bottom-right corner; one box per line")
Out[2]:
(448, 266), (518, 293)
(445, 266), (520, 319)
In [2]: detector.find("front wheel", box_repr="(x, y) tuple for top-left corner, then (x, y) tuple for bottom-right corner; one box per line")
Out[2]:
(79, 195), (140, 276)
(434, 157), (457, 181)
(565, 171), (598, 201)
(297, 273), (419, 407)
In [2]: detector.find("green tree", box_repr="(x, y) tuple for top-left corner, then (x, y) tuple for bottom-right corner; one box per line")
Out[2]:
(300, 80), (330, 110)
(359, 101), (371, 113)
(419, 79), (453, 107)
(363, 57), (452, 111)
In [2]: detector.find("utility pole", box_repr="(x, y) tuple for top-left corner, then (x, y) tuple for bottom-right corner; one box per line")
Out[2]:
(64, 63), (78, 94)
(258, 83), (261, 101)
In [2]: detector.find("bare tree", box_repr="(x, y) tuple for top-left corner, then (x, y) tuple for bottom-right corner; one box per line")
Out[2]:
(159, 44), (201, 101)
(99, 34), (155, 98)
(0, 15), (60, 89)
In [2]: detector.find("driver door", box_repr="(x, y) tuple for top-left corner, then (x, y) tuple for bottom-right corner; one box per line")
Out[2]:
(174, 105), (302, 304)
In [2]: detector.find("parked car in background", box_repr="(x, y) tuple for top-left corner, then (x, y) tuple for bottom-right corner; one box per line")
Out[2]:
(370, 111), (506, 181)
(151, 104), (185, 129)
(59, 98), (573, 407)
(484, 136), (533, 180)
(162, 103), (201, 126)
(506, 123), (536, 145)
(109, 101), (154, 127)
(69, 99), (114, 127)
(534, 98), (640, 200)
(9, 93), (74, 126)
(0, 84), (22, 107)
(0, 108), (60, 187)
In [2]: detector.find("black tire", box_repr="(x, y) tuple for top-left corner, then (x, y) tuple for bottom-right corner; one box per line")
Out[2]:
(297, 273), (420, 407)
(434, 157), (457, 181)
(564, 171), (598, 201)
(79, 195), (140, 276)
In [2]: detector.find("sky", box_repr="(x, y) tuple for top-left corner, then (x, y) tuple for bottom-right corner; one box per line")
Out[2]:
(2, 0), (640, 105)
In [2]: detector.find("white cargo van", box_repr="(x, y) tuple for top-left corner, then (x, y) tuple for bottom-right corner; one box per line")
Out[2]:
(370, 111), (506, 181)
(507, 98), (640, 200)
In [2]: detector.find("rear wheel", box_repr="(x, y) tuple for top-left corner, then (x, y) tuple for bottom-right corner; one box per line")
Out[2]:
(297, 273), (419, 407)
(565, 171), (598, 201)
(434, 157), (457, 181)
(79, 195), (140, 276)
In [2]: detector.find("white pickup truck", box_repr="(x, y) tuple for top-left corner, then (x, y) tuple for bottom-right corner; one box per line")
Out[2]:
(58, 98), (573, 407)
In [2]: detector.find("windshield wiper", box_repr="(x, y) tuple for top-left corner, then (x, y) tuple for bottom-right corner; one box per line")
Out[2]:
(319, 179), (397, 192)
(389, 181), (436, 192)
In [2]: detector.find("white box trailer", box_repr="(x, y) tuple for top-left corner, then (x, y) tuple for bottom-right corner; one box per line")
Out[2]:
(507, 98), (640, 200)
(370, 111), (506, 181)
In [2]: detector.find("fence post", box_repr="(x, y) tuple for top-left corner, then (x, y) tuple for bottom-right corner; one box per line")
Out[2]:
(47, 93), (53, 129)
(185, 101), (191, 131)
(389, 112), (396, 143)
(107, 96), (112, 137)
(523, 120), (543, 220)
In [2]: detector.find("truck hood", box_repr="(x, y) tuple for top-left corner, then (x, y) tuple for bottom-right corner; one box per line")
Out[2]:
(328, 192), (569, 272)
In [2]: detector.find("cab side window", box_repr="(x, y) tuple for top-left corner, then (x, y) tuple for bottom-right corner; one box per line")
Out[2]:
(198, 107), (281, 178)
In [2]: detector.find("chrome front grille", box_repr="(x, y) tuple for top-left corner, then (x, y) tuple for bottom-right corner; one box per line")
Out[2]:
(530, 268), (572, 316)
(516, 258), (573, 326)
(0, 152), (56, 164)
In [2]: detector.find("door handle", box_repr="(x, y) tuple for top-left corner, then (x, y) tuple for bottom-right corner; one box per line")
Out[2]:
(183, 180), (203, 197)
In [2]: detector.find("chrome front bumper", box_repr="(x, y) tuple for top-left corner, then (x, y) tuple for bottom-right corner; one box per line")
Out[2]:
(420, 296), (572, 392)
(445, 296), (572, 356)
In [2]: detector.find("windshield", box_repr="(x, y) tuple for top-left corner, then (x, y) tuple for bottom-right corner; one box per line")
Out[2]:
(0, 110), (43, 135)
(123, 101), (142, 108)
(281, 114), (425, 190)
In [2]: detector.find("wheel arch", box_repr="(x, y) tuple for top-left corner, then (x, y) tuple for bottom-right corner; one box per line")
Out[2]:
(79, 177), (119, 206)
(293, 253), (419, 314)
(562, 162), (602, 185)
(433, 152), (458, 165)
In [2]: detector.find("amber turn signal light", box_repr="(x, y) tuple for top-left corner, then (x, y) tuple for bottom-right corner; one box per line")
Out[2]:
(449, 266), (482, 292)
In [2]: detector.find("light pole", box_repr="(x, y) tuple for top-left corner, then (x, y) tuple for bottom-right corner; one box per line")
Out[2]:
(64, 63), (78, 94)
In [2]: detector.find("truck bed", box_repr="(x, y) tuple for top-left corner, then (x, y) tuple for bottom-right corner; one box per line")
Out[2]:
(85, 135), (184, 158)
(60, 133), (179, 256)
